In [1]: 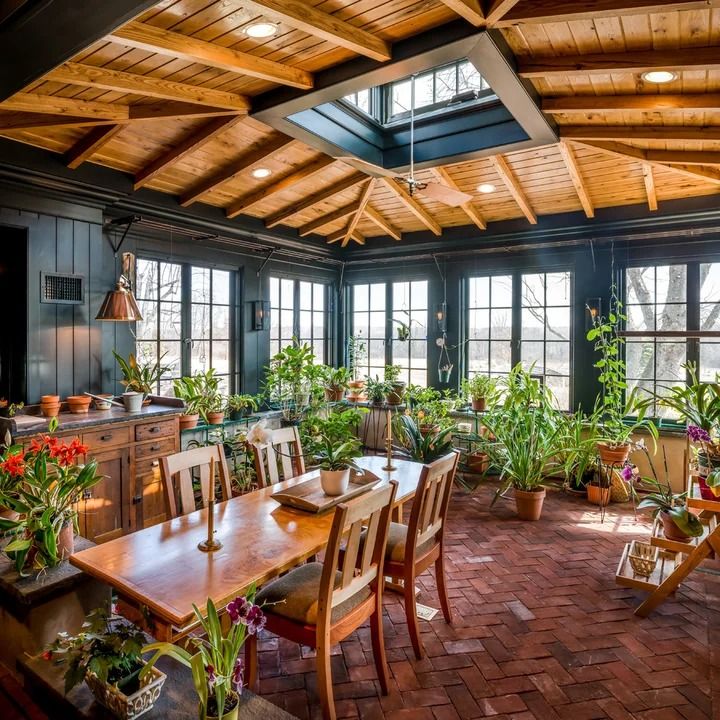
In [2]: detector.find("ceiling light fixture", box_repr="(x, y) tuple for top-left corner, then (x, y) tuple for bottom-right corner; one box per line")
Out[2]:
(252, 167), (272, 179)
(641, 70), (677, 84)
(477, 183), (496, 194)
(245, 22), (278, 38)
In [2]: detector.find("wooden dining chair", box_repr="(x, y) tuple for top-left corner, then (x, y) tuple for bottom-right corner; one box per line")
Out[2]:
(251, 425), (306, 487)
(159, 445), (232, 518)
(383, 451), (459, 659)
(246, 480), (398, 720)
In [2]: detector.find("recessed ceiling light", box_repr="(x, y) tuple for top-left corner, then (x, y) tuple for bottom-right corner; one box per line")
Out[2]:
(245, 22), (278, 39)
(641, 70), (677, 84)
(252, 167), (272, 179)
(477, 183), (496, 194)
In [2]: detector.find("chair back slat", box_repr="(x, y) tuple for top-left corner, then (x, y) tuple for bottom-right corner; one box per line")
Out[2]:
(405, 452), (459, 560)
(318, 481), (397, 622)
(359, 509), (381, 576)
(252, 426), (306, 487)
(160, 445), (232, 518)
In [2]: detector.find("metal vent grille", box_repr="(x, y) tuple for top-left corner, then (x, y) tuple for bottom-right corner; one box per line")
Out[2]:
(40, 273), (84, 305)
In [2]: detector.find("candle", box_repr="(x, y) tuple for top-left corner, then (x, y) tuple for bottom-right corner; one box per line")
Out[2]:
(207, 498), (215, 543)
(209, 456), (216, 503)
(386, 409), (392, 441)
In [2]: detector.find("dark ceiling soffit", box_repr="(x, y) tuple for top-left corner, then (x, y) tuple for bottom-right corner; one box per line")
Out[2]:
(0, 138), (341, 262)
(340, 193), (720, 266)
(0, 0), (159, 101)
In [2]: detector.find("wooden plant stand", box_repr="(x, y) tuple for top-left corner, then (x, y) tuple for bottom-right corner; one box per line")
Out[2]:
(615, 471), (720, 617)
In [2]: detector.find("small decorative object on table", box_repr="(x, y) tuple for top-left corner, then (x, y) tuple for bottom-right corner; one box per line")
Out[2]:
(198, 457), (223, 552)
(43, 606), (166, 720)
(627, 540), (659, 577)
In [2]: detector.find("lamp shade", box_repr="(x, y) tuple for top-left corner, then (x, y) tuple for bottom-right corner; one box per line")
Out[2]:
(96, 280), (143, 322)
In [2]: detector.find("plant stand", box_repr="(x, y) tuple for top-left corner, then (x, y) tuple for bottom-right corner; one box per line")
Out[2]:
(615, 470), (720, 617)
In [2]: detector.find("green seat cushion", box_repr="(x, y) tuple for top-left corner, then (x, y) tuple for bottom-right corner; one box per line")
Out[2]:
(256, 562), (371, 626)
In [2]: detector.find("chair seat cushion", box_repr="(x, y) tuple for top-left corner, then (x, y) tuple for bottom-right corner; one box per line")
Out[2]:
(359, 522), (435, 564)
(256, 562), (371, 626)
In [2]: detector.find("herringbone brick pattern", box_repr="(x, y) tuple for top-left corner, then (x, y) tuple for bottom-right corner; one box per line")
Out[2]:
(255, 485), (720, 719)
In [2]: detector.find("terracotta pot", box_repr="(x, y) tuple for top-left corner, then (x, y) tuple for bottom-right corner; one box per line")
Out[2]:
(206, 412), (225, 425)
(471, 397), (486, 412)
(660, 511), (693, 543)
(514, 487), (545, 521)
(587, 484), (611, 506)
(386, 382), (406, 406)
(57, 522), (75, 560)
(179, 413), (199, 431)
(41, 403), (61, 418)
(66, 396), (91, 414)
(40, 395), (60, 404)
(419, 424), (440, 436)
(466, 451), (488, 474)
(320, 468), (350, 496)
(324, 387), (345, 402)
(596, 441), (631, 465)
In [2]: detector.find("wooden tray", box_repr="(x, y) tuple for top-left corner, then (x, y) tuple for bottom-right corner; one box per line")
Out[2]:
(272, 470), (381, 513)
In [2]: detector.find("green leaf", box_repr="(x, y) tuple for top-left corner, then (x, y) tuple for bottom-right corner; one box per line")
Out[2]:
(4, 537), (32, 553)
(668, 508), (704, 538)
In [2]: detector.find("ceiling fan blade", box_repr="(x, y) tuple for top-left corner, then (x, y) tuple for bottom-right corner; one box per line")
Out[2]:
(335, 156), (396, 178)
(418, 181), (473, 207)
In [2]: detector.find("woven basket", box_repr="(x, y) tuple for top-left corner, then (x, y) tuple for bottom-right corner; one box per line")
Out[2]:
(86, 665), (166, 720)
(628, 540), (659, 577)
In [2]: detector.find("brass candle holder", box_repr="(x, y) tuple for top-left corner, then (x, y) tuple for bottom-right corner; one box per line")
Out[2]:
(198, 457), (223, 552)
(383, 408), (396, 472)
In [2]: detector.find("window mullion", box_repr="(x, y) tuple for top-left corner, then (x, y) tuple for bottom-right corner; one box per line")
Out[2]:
(687, 261), (700, 379)
(181, 263), (192, 378)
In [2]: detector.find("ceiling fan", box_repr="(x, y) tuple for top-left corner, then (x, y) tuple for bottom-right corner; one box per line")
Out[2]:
(336, 75), (473, 208)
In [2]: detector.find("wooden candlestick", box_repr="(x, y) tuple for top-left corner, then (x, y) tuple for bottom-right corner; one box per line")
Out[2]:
(198, 456), (223, 552)
(383, 408), (396, 472)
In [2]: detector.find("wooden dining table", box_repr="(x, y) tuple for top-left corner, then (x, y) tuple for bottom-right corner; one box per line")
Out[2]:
(69, 455), (423, 642)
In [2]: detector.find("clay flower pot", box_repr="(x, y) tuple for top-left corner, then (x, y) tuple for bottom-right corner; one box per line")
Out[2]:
(179, 413), (200, 431)
(207, 412), (225, 425)
(596, 441), (631, 465)
(57, 522), (75, 560)
(471, 397), (486, 412)
(587, 484), (611, 506)
(514, 487), (546, 521)
(466, 451), (488, 474)
(66, 395), (91, 414)
(324, 387), (345, 402)
(41, 403), (61, 418)
(385, 382), (406, 406)
(660, 511), (693, 543)
(40, 395), (60, 404)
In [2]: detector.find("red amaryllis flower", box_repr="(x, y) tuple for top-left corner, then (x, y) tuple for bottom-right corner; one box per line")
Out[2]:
(1, 452), (25, 478)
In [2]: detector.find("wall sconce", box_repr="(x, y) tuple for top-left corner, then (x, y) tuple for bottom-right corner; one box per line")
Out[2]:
(435, 302), (447, 333)
(585, 297), (601, 331)
(252, 300), (271, 331)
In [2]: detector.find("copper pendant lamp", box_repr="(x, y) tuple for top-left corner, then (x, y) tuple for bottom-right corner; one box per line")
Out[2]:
(96, 252), (143, 322)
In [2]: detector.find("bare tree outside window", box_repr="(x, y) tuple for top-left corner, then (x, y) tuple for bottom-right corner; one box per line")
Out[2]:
(467, 275), (513, 378)
(352, 283), (386, 379)
(392, 280), (428, 386)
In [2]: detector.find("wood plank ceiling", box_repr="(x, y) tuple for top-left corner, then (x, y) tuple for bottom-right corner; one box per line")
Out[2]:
(3, 0), (720, 244)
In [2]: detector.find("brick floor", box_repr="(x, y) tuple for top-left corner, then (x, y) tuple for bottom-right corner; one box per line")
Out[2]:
(255, 484), (720, 719)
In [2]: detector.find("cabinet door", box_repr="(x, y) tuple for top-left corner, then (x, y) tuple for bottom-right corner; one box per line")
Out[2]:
(79, 447), (130, 543)
(135, 457), (168, 529)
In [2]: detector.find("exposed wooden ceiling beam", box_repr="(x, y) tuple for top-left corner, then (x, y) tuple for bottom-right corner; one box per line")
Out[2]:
(643, 164), (658, 211)
(383, 178), (442, 236)
(544, 94), (720, 113)
(494, 1), (719, 28)
(179, 135), (294, 207)
(557, 141), (594, 219)
(244, 0), (390, 62)
(133, 116), (243, 190)
(490, 155), (537, 224)
(128, 102), (237, 121)
(64, 124), (123, 169)
(645, 150), (720, 166)
(109, 21), (313, 90)
(560, 126), (720, 142)
(297, 201), (360, 236)
(1, 92), (129, 120)
(341, 179), (375, 247)
(264, 172), (366, 229)
(0, 112), (115, 131)
(433, 167), (486, 230)
(436, 0), (485, 26)
(519, 47), (720, 79)
(46, 62), (251, 112)
(571, 139), (720, 185)
(226, 156), (335, 219)
(327, 225), (365, 244)
(365, 205), (401, 241)
(485, 0), (522, 25)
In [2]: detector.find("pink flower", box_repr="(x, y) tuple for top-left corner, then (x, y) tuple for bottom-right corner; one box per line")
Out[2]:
(227, 597), (250, 625)
(232, 657), (244, 690)
(621, 464), (633, 482)
(688, 425), (711, 443)
(246, 605), (266, 635)
(206, 664), (216, 691)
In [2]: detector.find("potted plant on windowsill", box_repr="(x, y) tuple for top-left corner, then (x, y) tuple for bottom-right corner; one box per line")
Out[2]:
(365, 376), (391, 406)
(461, 374), (498, 413)
(194, 369), (225, 425)
(384, 364), (405, 405)
(263, 341), (318, 425)
(43, 606), (165, 719)
(225, 394), (259, 421)
(113, 351), (172, 404)
(346, 335), (367, 401)
(141, 592), (265, 720)
(173, 375), (202, 430)
(321, 365), (351, 402)
(0, 432), (101, 575)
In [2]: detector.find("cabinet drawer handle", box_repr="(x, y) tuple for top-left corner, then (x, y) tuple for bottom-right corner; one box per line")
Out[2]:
(149, 427), (161, 434)
(150, 444), (161, 452)
(100, 434), (112, 441)
(132, 495), (143, 505)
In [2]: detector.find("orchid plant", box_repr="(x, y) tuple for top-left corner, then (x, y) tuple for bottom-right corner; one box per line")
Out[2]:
(141, 592), (265, 720)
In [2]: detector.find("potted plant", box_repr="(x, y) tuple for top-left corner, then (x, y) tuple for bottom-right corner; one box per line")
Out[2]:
(141, 592), (265, 720)
(384, 364), (405, 405)
(0, 434), (101, 574)
(461, 374), (497, 412)
(321, 365), (351, 402)
(365, 375), (390, 406)
(586, 292), (658, 465)
(392, 318), (411, 341)
(347, 335), (367, 400)
(316, 437), (363, 496)
(225, 394), (259, 421)
(438, 364), (454, 384)
(557, 411), (600, 495)
(113, 351), (172, 402)
(394, 414), (456, 463)
(173, 375), (202, 430)
(43, 606), (165, 719)
(194, 369), (225, 425)
(0, 400), (24, 418)
(263, 341), (317, 425)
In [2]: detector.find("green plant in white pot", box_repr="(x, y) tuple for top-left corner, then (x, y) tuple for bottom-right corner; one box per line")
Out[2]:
(314, 435), (362, 496)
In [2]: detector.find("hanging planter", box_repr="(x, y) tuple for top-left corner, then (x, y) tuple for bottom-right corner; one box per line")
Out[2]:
(438, 364), (454, 383)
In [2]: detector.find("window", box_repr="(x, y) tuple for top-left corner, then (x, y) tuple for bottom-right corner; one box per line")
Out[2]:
(270, 277), (327, 362)
(699, 262), (720, 381)
(467, 275), (513, 378)
(521, 272), (572, 409)
(135, 259), (235, 395)
(343, 88), (371, 115)
(392, 281), (428, 385)
(135, 259), (183, 395)
(351, 283), (386, 379)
